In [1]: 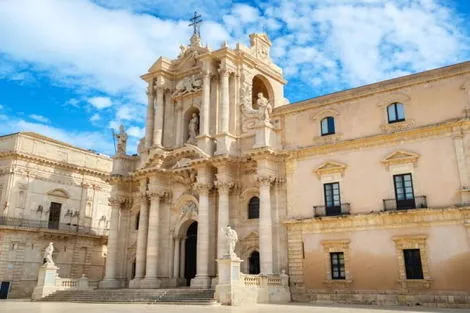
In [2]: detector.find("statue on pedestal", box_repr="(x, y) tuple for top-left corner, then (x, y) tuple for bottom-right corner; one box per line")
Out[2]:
(43, 242), (55, 265)
(256, 92), (272, 122)
(223, 226), (238, 259)
(187, 113), (199, 144)
(115, 124), (128, 155)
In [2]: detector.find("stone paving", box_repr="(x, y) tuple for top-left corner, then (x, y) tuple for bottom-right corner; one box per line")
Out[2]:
(1, 300), (467, 313)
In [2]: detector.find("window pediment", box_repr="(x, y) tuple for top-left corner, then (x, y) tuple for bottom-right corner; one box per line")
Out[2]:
(314, 161), (347, 178)
(382, 151), (419, 168)
(47, 188), (69, 199)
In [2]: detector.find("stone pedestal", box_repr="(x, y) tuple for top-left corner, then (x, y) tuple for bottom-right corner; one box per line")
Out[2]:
(32, 263), (59, 300)
(215, 257), (245, 305)
(215, 133), (236, 155)
(253, 121), (276, 149)
(197, 134), (214, 155)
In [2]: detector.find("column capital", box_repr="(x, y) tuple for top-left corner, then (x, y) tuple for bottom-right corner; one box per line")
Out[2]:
(193, 182), (213, 195)
(108, 196), (131, 208)
(214, 180), (234, 193)
(257, 175), (275, 187)
(146, 81), (155, 96)
(148, 190), (171, 200)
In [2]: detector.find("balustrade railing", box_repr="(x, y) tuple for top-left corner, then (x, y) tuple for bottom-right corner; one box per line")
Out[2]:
(383, 195), (427, 211)
(0, 216), (109, 236)
(313, 203), (351, 217)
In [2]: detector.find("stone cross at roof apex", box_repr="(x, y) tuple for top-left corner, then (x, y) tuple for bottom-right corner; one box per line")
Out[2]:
(189, 11), (202, 37)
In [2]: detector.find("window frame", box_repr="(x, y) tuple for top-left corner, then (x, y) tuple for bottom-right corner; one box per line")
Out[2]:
(321, 116), (336, 136)
(330, 252), (346, 280)
(393, 173), (416, 210)
(324, 182), (341, 216)
(387, 103), (405, 124)
(403, 249), (424, 280)
(247, 196), (260, 219)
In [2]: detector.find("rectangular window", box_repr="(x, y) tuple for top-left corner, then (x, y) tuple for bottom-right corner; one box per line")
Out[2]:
(403, 249), (424, 279)
(324, 182), (341, 216)
(393, 174), (415, 210)
(330, 252), (346, 280)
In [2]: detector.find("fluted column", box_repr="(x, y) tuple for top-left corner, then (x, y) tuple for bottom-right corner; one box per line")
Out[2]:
(175, 99), (183, 147)
(173, 237), (181, 279)
(99, 198), (121, 288)
(215, 181), (233, 259)
(153, 87), (164, 147)
(201, 71), (211, 136)
(141, 192), (163, 288)
(180, 238), (186, 279)
(130, 194), (149, 288)
(191, 183), (212, 288)
(258, 176), (274, 274)
(145, 83), (155, 148)
(219, 68), (230, 133)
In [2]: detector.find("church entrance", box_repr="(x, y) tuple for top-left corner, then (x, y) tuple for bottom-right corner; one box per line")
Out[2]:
(249, 251), (260, 274)
(184, 221), (197, 286)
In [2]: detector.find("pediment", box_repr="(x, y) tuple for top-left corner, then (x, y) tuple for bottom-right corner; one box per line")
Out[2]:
(242, 231), (259, 242)
(47, 188), (69, 199)
(314, 161), (347, 177)
(382, 150), (419, 167)
(162, 144), (210, 170)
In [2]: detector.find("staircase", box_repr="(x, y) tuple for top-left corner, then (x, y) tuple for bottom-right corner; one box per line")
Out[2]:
(38, 288), (217, 305)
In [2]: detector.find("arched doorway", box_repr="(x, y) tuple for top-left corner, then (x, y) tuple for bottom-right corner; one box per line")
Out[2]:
(249, 251), (260, 274)
(184, 221), (198, 286)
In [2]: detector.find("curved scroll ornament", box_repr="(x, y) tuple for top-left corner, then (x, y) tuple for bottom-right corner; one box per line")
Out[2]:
(240, 73), (273, 132)
(172, 75), (203, 98)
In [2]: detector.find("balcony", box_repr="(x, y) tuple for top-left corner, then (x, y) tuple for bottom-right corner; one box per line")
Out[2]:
(383, 196), (427, 211)
(0, 216), (109, 237)
(313, 203), (351, 217)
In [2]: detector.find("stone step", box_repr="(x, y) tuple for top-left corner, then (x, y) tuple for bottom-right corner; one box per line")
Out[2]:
(38, 288), (216, 304)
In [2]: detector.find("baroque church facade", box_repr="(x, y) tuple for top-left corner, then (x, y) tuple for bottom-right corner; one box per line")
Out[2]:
(100, 29), (470, 305)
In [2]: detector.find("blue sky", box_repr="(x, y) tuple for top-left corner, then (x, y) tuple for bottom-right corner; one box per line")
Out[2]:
(0, 0), (469, 155)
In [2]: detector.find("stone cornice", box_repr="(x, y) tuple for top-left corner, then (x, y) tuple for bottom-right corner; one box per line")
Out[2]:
(0, 151), (110, 178)
(289, 118), (469, 160)
(274, 61), (470, 116)
(283, 207), (470, 233)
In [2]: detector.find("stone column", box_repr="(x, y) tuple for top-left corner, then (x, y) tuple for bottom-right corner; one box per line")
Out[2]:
(191, 183), (212, 288)
(130, 194), (149, 288)
(215, 181), (233, 259)
(99, 198), (121, 288)
(258, 176), (274, 274)
(219, 68), (230, 134)
(145, 83), (155, 148)
(141, 192), (162, 288)
(180, 238), (186, 279)
(153, 87), (164, 147)
(173, 237), (181, 279)
(175, 99), (183, 147)
(201, 71), (211, 136)
(453, 128), (470, 204)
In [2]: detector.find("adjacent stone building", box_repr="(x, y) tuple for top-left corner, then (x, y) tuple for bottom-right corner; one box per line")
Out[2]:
(0, 132), (112, 298)
(100, 28), (470, 306)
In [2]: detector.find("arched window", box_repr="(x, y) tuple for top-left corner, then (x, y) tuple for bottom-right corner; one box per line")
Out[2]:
(387, 103), (405, 123)
(248, 196), (260, 219)
(135, 211), (140, 230)
(321, 117), (335, 136)
(249, 251), (260, 274)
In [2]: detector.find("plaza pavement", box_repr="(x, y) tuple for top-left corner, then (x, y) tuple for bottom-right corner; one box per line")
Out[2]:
(0, 300), (467, 313)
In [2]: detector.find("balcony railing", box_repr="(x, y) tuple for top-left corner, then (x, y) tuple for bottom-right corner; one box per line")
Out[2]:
(383, 195), (427, 211)
(313, 203), (351, 217)
(0, 216), (109, 236)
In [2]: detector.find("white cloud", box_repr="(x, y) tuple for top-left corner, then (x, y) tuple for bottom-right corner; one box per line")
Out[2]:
(90, 113), (101, 122)
(29, 114), (50, 123)
(127, 126), (145, 138)
(0, 118), (115, 155)
(88, 96), (112, 109)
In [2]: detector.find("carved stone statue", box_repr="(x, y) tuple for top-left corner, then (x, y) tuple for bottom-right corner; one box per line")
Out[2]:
(187, 113), (199, 143)
(43, 242), (55, 265)
(256, 92), (272, 122)
(172, 75), (203, 97)
(223, 226), (238, 258)
(116, 124), (128, 155)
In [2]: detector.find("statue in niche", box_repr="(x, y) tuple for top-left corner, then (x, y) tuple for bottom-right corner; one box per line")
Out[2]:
(115, 124), (128, 155)
(187, 112), (199, 144)
(256, 92), (272, 122)
(223, 226), (239, 259)
(43, 242), (55, 265)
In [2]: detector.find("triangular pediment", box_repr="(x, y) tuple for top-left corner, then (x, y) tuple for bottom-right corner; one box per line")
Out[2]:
(382, 150), (419, 167)
(162, 144), (210, 170)
(314, 161), (347, 177)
